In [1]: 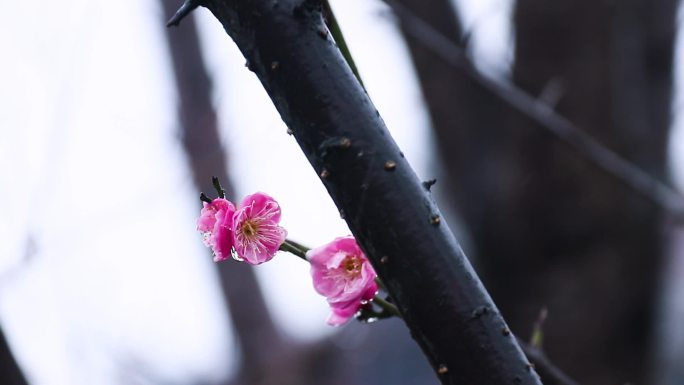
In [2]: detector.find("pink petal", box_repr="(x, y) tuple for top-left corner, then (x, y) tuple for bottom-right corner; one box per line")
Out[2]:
(232, 192), (286, 265)
(197, 198), (236, 262)
(212, 206), (236, 261)
(326, 298), (364, 326)
(308, 236), (379, 325)
(197, 198), (234, 233)
(235, 224), (287, 265)
(239, 192), (282, 223)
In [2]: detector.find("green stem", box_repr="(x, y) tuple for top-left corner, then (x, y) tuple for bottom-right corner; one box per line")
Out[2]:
(372, 295), (402, 318)
(322, 0), (365, 89)
(283, 238), (310, 254)
(279, 239), (308, 261)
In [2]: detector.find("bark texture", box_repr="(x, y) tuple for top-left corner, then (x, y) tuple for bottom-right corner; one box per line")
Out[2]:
(198, 1), (542, 384)
(395, 0), (677, 383)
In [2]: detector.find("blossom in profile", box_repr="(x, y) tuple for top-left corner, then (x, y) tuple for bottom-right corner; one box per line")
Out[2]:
(197, 198), (236, 262)
(307, 236), (378, 326)
(232, 192), (287, 265)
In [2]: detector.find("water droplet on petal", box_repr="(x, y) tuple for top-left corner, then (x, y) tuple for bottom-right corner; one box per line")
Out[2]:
(231, 248), (244, 262)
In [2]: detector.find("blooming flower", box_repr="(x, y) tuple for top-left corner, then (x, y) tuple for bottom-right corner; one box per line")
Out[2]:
(197, 198), (236, 262)
(307, 236), (378, 326)
(232, 192), (287, 265)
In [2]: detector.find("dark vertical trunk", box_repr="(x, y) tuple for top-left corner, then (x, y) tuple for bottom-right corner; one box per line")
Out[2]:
(498, 2), (675, 383)
(396, 0), (677, 383)
(0, 327), (28, 385)
(159, 2), (290, 383)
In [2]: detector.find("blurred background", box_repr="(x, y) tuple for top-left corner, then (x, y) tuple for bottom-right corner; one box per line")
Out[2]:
(1, 0), (683, 384)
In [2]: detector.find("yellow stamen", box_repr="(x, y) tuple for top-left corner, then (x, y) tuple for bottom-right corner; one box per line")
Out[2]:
(342, 255), (362, 278)
(242, 220), (258, 238)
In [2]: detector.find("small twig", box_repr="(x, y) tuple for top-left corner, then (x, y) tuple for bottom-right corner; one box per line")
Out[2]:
(199, 192), (213, 204)
(381, 0), (684, 221)
(372, 295), (402, 318)
(211, 176), (226, 198)
(519, 338), (581, 385)
(422, 178), (437, 191)
(166, 0), (202, 27)
(529, 307), (548, 349)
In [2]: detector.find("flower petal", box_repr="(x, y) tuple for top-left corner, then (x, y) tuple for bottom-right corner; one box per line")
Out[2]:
(232, 192), (286, 265)
(308, 236), (378, 325)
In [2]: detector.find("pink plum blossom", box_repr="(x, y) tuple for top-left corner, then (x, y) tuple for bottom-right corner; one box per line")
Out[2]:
(307, 236), (378, 326)
(197, 198), (236, 262)
(232, 192), (287, 265)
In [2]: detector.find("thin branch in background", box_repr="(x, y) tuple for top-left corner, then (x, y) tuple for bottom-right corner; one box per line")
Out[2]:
(160, 1), (291, 383)
(381, 0), (684, 221)
(519, 339), (581, 385)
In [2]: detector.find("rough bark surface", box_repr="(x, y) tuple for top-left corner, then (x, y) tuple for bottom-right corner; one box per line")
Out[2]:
(198, 1), (542, 384)
(398, 0), (677, 384)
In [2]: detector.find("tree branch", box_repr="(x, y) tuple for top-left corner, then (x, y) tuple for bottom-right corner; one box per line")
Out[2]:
(382, 0), (684, 221)
(194, 1), (542, 384)
(519, 340), (580, 385)
(0, 327), (28, 385)
(166, 0), (201, 27)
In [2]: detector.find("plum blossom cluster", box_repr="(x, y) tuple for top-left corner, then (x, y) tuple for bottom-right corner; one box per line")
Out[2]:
(197, 192), (287, 265)
(196, 186), (380, 326)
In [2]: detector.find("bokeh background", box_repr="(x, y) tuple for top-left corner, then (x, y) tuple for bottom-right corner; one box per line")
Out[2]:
(1, 0), (683, 384)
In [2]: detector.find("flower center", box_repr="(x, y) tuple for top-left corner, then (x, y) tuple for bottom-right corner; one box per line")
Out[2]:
(342, 255), (362, 278)
(242, 220), (258, 238)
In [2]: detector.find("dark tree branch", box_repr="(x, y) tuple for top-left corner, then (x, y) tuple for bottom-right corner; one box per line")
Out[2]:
(383, 0), (684, 221)
(193, 1), (542, 384)
(0, 327), (28, 385)
(166, 0), (201, 27)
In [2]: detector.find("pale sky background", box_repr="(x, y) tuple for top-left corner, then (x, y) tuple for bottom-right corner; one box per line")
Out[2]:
(0, 0), (681, 384)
